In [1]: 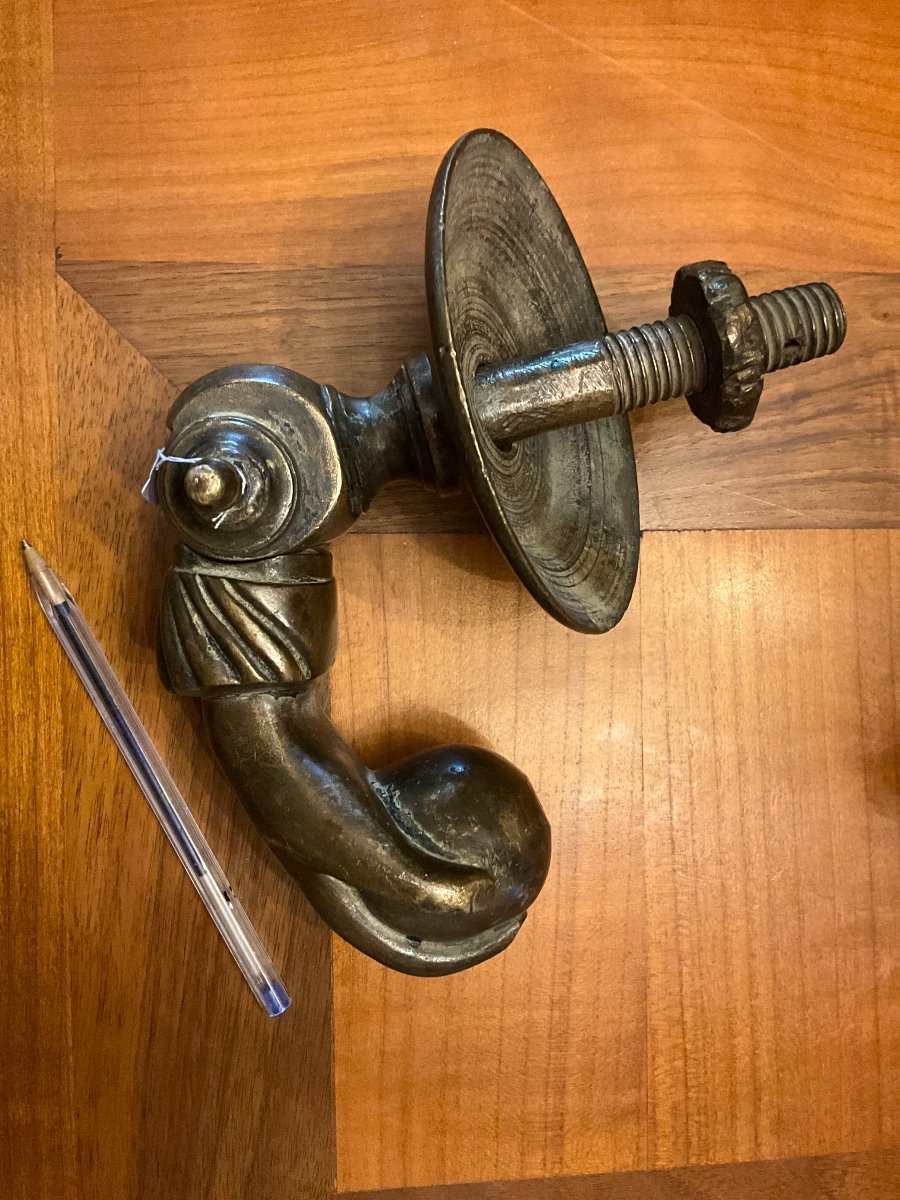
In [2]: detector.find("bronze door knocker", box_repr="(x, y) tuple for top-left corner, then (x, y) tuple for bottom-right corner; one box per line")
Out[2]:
(150, 129), (847, 975)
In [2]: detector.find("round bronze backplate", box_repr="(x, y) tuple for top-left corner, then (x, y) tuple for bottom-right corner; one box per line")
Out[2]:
(426, 129), (639, 634)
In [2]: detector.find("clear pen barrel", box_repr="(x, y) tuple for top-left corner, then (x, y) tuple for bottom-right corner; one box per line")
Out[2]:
(34, 581), (290, 1018)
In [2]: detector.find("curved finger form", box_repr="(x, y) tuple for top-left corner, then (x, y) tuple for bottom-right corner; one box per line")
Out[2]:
(159, 546), (551, 975)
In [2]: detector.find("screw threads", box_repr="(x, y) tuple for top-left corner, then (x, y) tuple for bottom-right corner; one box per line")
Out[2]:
(606, 284), (847, 414)
(472, 271), (848, 444)
(750, 283), (847, 374)
(602, 314), (707, 413)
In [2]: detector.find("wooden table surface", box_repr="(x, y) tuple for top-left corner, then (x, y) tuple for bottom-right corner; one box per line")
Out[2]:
(2, 0), (899, 1197)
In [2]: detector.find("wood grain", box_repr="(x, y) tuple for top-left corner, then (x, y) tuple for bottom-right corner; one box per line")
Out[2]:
(60, 263), (900, 532)
(344, 1149), (900, 1200)
(41, 1), (900, 1195)
(0, 0), (74, 1192)
(57, 279), (335, 1200)
(642, 530), (900, 1167)
(332, 531), (900, 1191)
(520, 0), (899, 264)
(330, 534), (646, 1189)
(53, 1), (897, 272)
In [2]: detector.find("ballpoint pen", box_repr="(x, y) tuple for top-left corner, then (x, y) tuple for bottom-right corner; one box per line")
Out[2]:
(22, 540), (291, 1018)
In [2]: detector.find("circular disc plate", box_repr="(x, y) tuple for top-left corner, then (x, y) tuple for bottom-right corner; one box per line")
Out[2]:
(427, 129), (639, 633)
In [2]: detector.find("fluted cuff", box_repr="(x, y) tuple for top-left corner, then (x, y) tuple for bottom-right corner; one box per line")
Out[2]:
(159, 545), (337, 697)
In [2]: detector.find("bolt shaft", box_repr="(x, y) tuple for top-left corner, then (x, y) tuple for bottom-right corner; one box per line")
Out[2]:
(750, 284), (846, 374)
(475, 281), (846, 444)
(600, 314), (708, 413)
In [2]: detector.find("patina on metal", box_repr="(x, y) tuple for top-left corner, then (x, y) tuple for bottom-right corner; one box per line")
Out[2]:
(153, 128), (848, 976)
(473, 275), (846, 443)
(159, 546), (549, 974)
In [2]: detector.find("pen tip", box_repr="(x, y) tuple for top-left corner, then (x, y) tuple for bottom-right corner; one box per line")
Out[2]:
(20, 542), (67, 604)
(21, 541), (42, 573)
(20, 541), (67, 603)
(21, 539), (44, 575)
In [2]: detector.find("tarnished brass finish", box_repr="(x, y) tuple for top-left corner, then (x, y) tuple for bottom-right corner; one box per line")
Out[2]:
(156, 357), (454, 562)
(153, 128), (848, 975)
(471, 273), (846, 443)
(427, 130), (640, 635)
(159, 547), (550, 975)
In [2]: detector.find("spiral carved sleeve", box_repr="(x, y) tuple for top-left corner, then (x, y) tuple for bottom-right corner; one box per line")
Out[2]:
(159, 545), (337, 696)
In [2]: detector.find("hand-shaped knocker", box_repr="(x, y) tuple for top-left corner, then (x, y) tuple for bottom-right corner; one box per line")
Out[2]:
(152, 130), (846, 974)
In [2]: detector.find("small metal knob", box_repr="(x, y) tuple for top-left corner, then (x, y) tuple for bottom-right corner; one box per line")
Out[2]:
(183, 460), (243, 510)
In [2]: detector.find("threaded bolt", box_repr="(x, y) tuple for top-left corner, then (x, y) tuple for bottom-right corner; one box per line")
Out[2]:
(750, 284), (846, 374)
(600, 314), (708, 414)
(474, 273), (846, 444)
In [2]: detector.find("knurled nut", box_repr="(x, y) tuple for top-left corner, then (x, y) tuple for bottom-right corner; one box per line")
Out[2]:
(669, 260), (766, 433)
